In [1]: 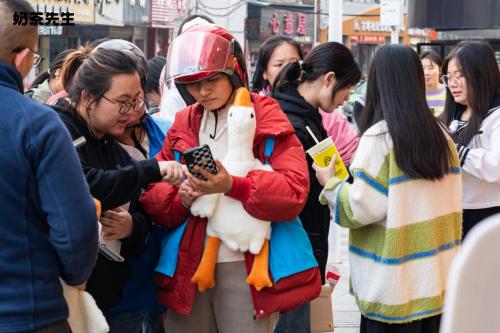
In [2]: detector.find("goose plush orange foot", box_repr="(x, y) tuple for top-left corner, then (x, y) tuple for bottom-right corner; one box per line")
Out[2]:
(93, 198), (102, 219)
(192, 236), (221, 292)
(246, 239), (273, 291)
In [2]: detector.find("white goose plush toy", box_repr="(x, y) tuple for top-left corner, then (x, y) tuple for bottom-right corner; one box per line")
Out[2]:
(190, 87), (273, 292)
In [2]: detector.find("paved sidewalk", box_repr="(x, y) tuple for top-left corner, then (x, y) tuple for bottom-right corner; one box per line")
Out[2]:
(331, 228), (360, 333)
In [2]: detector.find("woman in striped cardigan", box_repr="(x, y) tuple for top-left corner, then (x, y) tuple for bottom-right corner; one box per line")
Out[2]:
(314, 45), (463, 333)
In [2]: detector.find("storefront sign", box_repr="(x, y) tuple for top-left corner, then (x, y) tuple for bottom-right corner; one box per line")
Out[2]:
(248, 5), (314, 44)
(380, 0), (402, 26)
(269, 13), (280, 34)
(128, 0), (145, 7)
(124, 0), (149, 26)
(28, 0), (94, 23)
(283, 12), (294, 35)
(294, 35), (312, 43)
(354, 19), (428, 37)
(297, 13), (306, 35)
(38, 25), (63, 35)
(269, 11), (309, 36)
(350, 35), (385, 44)
(354, 19), (403, 33)
(95, 0), (124, 26)
(408, 28), (428, 37)
(151, 0), (178, 28)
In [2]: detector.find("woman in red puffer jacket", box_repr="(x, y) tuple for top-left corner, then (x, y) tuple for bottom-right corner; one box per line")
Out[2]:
(140, 23), (321, 332)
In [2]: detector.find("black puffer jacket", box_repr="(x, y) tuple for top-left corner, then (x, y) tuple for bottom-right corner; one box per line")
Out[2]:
(272, 84), (330, 282)
(54, 105), (162, 314)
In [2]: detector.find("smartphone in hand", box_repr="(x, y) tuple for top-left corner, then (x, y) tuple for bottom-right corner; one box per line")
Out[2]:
(183, 144), (218, 180)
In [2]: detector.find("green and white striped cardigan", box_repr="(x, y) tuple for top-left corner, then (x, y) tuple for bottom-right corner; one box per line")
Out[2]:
(320, 120), (462, 324)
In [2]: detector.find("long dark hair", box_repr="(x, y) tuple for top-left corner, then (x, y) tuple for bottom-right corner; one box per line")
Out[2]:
(29, 49), (74, 88)
(251, 35), (304, 92)
(62, 45), (144, 110)
(273, 42), (361, 100)
(359, 45), (451, 180)
(441, 41), (500, 146)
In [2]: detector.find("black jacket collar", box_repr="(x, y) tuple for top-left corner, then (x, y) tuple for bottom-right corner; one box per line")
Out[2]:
(272, 84), (327, 137)
(52, 104), (112, 144)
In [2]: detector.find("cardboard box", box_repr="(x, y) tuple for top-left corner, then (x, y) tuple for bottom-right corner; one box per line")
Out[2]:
(311, 284), (334, 332)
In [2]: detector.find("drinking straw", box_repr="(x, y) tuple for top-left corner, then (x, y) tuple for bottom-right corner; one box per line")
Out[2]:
(305, 126), (320, 144)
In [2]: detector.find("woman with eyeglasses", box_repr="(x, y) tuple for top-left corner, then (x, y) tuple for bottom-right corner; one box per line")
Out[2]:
(441, 41), (500, 239)
(52, 45), (185, 321)
(420, 50), (446, 117)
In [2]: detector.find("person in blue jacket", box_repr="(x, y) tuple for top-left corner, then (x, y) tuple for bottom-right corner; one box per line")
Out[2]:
(91, 40), (171, 333)
(109, 48), (171, 333)
(0, 1), (99, 332)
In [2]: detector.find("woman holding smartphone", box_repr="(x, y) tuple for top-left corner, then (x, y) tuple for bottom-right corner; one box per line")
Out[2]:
(141, 24), (320, 332)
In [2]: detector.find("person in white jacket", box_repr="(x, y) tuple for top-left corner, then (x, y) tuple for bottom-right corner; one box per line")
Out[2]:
(441, 41), (500, 238)
(314, 44), (462, 333)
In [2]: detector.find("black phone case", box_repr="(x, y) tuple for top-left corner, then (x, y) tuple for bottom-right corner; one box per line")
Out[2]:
(183, 144), (218, 180)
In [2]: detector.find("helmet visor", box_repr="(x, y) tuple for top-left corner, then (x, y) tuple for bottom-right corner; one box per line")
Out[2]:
(165, 31), (233, 85)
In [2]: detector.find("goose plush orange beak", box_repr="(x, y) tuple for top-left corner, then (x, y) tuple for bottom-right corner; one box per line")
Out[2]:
(234, 87), (252, 107)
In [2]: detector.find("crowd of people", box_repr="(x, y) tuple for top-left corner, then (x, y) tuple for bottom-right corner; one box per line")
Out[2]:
(1, 0), (500, 332)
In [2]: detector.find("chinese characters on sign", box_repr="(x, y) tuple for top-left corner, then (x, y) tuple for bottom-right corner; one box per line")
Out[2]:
(269, 12), (308, 36)
(353, 19), (428, 37)
(350, 35), (385, 43)
(269, 13), (280, 34)
(283, 13), (293, 35)
(354, 19), (401, 33)
(13, 11), (75, 26)
(297, 13), (306, 35)
(380, 0), (402, 26)
(38, 25), (63, 36)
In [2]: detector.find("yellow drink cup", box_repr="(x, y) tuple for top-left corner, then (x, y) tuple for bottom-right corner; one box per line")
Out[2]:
(307, 137), (349, 181)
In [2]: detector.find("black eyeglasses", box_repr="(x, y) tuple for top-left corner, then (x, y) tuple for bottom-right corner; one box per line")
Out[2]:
(12, 47), (44, 67)
(101, 95), (146, 114)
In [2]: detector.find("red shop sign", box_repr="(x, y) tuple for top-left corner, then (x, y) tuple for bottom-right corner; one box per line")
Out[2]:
(269, 12), (308, 36)
(350, 35), (386, 44)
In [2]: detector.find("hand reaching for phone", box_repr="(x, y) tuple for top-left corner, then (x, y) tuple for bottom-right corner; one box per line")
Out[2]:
(158, 161), (186, 185)
(178, 180), (202, 208)
(186, 160), (233, 195)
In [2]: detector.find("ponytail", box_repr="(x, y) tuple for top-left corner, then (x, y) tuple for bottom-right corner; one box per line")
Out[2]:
(61, 44), (92, 91)
(272, 60), (303, 91)
(273, 42), (361, 99)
